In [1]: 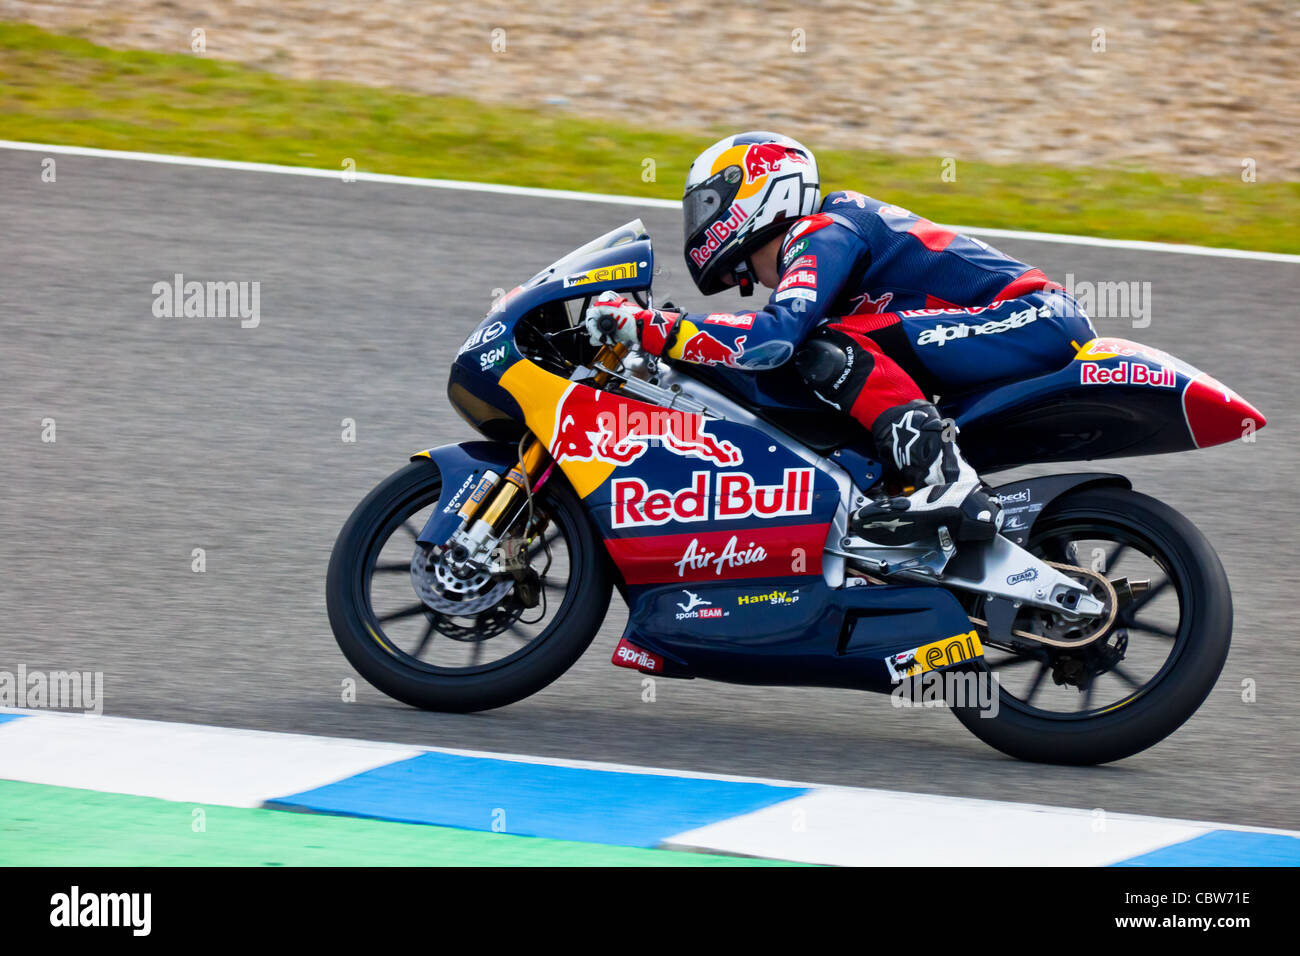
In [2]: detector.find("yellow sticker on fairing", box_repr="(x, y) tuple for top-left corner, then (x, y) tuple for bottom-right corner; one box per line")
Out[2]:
(884, 630), (984, 682)
(497, 359), (618, 499)
(562, 261), (639, 288)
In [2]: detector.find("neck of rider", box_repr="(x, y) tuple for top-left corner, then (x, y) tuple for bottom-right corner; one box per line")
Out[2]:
(751, 236), (784, 289)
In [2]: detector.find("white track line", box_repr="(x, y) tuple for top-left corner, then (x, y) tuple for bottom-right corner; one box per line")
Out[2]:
(3, 139), (1297, 263)
(0, 710), (421, 806)
(664, 789), (1212, 867)
(2, 709), (1296, 842)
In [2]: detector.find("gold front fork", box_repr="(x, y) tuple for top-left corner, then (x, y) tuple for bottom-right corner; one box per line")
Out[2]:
(461, 342), (628, 535)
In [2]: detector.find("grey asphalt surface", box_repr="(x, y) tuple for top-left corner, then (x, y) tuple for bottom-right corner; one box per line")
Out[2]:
(2, 148), (1297, 829)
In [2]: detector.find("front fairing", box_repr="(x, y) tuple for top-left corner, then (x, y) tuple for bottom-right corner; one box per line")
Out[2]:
(447, 221), (655, 440)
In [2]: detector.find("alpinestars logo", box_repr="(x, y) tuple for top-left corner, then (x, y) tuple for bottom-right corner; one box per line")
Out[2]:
(890, 413), (923, 470)
(860, 517), (911, 532)
(915, 305), (1044, 347)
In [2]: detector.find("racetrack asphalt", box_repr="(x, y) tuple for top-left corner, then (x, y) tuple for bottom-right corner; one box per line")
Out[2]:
(2, 148), (1297, 829)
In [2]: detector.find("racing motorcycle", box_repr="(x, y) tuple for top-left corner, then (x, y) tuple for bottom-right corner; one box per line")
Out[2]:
(327, 221), (1266, 765)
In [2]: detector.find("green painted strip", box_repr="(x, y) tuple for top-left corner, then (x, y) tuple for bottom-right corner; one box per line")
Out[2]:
(0, 780), (798, 866)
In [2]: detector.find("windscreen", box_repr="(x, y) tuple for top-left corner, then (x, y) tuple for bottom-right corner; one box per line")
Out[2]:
(530, 220), (650, 283)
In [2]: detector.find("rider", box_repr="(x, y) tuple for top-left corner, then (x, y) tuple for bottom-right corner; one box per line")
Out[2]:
(584, 131), (1096, 545)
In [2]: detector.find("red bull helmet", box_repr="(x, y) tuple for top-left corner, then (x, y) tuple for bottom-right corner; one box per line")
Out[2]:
(682, 132), (820, 296)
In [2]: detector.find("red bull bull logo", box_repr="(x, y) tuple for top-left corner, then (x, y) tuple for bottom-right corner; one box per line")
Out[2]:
(678, 330), (746, 367)
(743, 143), (808, 181)
(550, 388), (743, 467)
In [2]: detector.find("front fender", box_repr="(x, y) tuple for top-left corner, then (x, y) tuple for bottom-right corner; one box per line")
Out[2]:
(410, 441), (520, 548)
(988, 472), (1131, 548)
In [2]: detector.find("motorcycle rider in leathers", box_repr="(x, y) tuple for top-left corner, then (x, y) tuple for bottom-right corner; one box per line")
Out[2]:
(584, 131), (1097, 544)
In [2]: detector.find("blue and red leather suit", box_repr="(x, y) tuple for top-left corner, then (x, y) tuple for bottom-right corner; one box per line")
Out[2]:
(647, 190), (1097, 428)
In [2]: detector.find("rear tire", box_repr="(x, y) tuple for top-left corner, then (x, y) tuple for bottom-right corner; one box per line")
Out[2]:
(326, 460), (612, 712)
(951, 487), (1232, 765)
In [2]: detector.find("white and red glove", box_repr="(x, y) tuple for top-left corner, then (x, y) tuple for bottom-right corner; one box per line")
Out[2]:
(583, 291), (647, 347)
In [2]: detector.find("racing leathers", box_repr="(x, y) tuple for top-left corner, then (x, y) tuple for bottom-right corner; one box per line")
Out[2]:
(586, 190), (1097, 544)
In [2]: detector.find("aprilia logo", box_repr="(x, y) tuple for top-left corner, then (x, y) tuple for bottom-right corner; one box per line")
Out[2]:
(612, 640), (662, 672)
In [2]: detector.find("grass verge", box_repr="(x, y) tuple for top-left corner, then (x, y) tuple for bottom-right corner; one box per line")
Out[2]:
(1, 21), (1296, 253)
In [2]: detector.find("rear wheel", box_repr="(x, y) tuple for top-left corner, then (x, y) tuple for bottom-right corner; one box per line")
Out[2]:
(326, 459), (611, 712)
(951, 486), (1232, 765)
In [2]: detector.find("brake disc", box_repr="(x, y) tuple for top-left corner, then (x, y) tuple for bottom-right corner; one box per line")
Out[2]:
(409, 545), (512, 616)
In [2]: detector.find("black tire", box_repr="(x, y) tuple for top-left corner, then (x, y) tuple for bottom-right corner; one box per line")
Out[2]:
(326, 459), (612, 712)
(951, 486), (1232, 765)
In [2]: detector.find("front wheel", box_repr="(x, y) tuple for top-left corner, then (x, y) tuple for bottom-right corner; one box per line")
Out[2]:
(950, 486), (1232, 765)
(326, 459), (612, 712)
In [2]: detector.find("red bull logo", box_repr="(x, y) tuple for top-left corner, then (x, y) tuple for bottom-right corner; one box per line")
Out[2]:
(689, 203), (750, 267)
(550, 389), (743, 467)
(678, 330), (746, 367)
(1079, 361), (1176, 388)
(610, 468), (814, 529)
(743, 143), (808, 181)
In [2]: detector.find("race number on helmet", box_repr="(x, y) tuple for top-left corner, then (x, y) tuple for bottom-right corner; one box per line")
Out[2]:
(682, 131), (821, 295)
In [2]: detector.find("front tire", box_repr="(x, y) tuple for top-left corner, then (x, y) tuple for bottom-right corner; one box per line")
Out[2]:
(951, 487), (1232, 765)
(326, 459), (612, 712)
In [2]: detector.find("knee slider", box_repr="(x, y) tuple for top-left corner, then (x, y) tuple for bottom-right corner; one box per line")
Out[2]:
(794, 336), (848, 391)
(797, 326), (873, 397)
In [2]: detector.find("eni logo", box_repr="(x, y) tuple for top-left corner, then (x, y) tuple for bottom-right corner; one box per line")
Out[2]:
(563, 262), (640, 288)
(885, 629), (984, 682)
(1007, 568), (1039, 585)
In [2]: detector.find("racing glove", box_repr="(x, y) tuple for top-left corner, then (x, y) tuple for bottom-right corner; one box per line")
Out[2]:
(583, 291), (679, 352)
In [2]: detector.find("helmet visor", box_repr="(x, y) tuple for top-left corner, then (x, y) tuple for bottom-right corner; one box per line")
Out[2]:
(682, 167), (741, 246)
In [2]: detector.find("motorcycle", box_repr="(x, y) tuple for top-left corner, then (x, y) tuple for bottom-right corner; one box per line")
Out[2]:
(327, 220), (1266, 765)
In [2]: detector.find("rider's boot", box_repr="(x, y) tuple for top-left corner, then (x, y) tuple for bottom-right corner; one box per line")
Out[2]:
(851, 400), (1001, 545)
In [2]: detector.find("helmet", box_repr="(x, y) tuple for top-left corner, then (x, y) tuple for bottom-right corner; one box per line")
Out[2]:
(682, 131), (821, 296)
